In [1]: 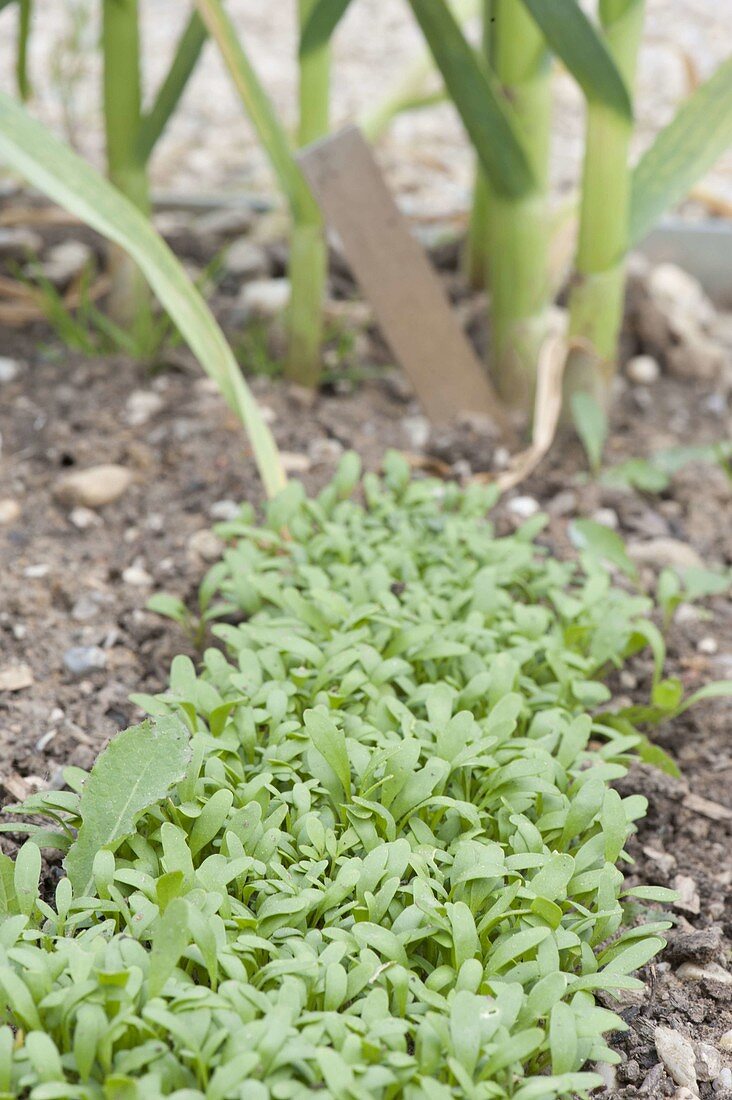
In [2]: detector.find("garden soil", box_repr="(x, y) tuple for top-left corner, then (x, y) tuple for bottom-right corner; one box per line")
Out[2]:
(1, 227), (731, 1098)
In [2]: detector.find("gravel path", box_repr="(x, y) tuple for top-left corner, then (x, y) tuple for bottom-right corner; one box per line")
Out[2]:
(0, 1), (730, 216)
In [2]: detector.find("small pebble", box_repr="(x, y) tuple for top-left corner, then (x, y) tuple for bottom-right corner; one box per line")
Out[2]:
(0, 356), (20, 383)
(280, 451), (311, 474)
(187, 528), (224, 563)
(224, 237), (269, 279)
(195, 205), (254, 238)
(71, 595), (99, 621)
(507, 495), (540, 519)
(593, 1062), (616, 1089)
(55, 464), (133, 509)
(696, 1043), (722, 1082)
(698, 636), (718, 655)
(548, 489), (577, 517)
(675, 603), (703, 626)
(24, 564), (49, 579)
(145, 512), (165, 533)
(678, 962), (732, 986)
(308, 437), (344, 465)
(122, 565), (153, 587)
(209, 499), (241, 521)
(629, 538), (705, 571)
(0, 226), (42, 258)
(238, 277), (290, 318)
(402, 415), (431, 450)
(41, 239), (93, 287)
(719, 1031), (732, 1052)
(0, 498), (20, 524)
(63, 645), (107, 677)
(493, 446), (511, 470)
(69, 506), (102, 530)
(0, 664), (34, 692)
(705, 392), (727, 417)
(654, 1026), (698, 1093)
(591, 507), (619, 529)
(715, 1068), (732, 1092)
(125, 389), (164, 427)
(626, 354), (660, 385)
(673, 874), (701, 915)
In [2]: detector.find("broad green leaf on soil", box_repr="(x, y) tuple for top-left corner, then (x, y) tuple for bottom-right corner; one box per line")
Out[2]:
(630, 56), (732, 245)
(65, 718), (191, 894)
(570, 518), (637, 579)
(521, 0), (631, 117)
(299, 0), (352, 56)
(571, 391), (608, 474)
(0, 91), (285, 499)
(406, 0), (536, 198)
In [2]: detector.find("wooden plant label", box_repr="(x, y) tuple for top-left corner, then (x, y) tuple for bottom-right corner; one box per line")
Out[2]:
(297, 126), (508, 430)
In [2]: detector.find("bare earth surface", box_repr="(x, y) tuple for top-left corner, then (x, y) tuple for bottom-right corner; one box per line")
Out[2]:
(0, 0), (730, 213)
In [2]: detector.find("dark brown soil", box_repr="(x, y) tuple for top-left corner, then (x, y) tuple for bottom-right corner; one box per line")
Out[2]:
(0, 215), (730, 1097)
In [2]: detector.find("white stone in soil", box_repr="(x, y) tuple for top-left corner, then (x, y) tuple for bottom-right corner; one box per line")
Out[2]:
(654, 1026), (699, 1094)
(209, 499), (241, 521)
(507, 496), (540, 519)
(649, 263), (716, 329)
(0, 664), (34, 692)
(672, 874), (701, 915)
(626, 354), (660, 385)
(591, 507), (619, 529)
(238, 278), (290, 319)
(719, 1031), (732, 1052)
(224, 237), (269, 280)
(125, 389), (164, 427)
(194, 206), (254, 238)
(678, 962), (732, 986)
(0, 227), (42, 258)
(54, 465), (133, 509)
(122, 565), (154, 587)
(0, 498), (20, 524)
(280, 451), (311, 474)
(62, 646), (107, 677)
(715, 1067), (732, 1092)
(628, 538), (705, 571)
(0, 356), (21, 383)
(187, 528), (224, 563)
(69, 506), (102, 530)
(402, 415), (430, 451)
(308, 437), (344, 464)
(41, 239), (94, 287)
(695, 1043), (722, 1082)
(697, 636), (718, 655)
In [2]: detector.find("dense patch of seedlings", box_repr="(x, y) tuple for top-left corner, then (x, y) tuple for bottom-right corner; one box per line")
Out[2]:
(0, 455), (675, 1098)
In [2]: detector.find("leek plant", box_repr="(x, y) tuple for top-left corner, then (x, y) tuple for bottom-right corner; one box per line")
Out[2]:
(564, 0), (645, 407)
(194, 0), (330, 387)
(100, 2), (207, 342)
(405, 0), (732, 418)
(479, 0), (552, 411)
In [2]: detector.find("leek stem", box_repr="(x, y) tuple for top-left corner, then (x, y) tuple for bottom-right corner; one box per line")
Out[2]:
(565, 0), (645, 408)
(483, 0), (552, 414)
(102, 0), (152, 342)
